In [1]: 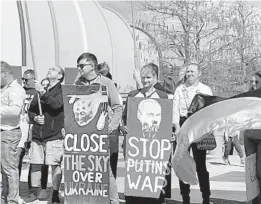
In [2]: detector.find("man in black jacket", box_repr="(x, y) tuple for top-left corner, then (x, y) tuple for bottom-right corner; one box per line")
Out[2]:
(25, 66), (65, 204)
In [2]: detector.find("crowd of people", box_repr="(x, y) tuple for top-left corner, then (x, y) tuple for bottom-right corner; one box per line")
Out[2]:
(1, 53), (261, 204)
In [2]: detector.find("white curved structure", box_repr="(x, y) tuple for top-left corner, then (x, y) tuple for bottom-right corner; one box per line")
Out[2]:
(1, 1), (136, 92)
(102, 7), (136, 92)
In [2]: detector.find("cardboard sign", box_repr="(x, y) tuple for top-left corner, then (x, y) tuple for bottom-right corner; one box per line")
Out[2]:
(124, 97), (173, 198)
(62, 85), (110, 204)
(245, 153), (260, 201)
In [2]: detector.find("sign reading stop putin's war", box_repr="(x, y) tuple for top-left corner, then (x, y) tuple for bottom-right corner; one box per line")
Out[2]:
(62, 85), (110, 204)
(124, 97), (173, 198)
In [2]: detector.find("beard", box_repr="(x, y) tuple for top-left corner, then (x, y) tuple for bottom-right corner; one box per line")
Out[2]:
(141, 123), (159, 139)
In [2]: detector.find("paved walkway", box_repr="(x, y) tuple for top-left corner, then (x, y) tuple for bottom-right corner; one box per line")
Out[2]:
(16, 152), (248, 204)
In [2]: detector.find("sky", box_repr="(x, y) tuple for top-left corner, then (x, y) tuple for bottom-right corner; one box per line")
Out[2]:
(98, 1), (138, 23)
(99, 1), (261, 24)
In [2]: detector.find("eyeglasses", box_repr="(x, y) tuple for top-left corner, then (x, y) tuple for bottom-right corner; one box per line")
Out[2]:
(22, 77), (34, 82)
(77, 64), (93, 70)
(250, 80), (259, 84)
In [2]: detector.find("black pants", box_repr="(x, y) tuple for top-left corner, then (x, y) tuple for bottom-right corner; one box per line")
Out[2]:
(18, 148), (49, 190)
(179, 144), (210, 199)
(178, 117), (210, 200)
(110, 152), (118, 179)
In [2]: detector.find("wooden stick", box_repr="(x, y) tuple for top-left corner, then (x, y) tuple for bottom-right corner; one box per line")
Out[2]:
(37, 93), (43, 115)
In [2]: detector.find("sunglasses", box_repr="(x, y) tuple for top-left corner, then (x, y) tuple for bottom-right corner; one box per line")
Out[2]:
(77, 64), (93, 70)
(22, 77), (34, 82)
(250, 80), (259, 84)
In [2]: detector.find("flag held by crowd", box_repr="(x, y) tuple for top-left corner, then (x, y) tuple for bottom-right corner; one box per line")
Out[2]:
(173, 89), (261, 185)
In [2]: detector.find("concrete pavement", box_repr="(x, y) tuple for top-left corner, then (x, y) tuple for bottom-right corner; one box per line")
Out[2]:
(14, 134), (250, 204)
(17, 152), (248, 204)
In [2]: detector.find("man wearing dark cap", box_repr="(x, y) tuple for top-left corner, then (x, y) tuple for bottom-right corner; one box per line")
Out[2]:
(1, 61), (26, 204)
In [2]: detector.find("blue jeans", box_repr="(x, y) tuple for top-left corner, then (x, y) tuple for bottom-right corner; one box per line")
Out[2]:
(244, 130), (261, 204)
(1, 129), (21, 204)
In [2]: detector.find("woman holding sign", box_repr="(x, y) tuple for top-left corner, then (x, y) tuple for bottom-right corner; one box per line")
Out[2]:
(122, 63), (169, 204)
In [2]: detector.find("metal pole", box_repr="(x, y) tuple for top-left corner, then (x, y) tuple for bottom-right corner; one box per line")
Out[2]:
(131, 0), (139, 71)
(24, 1), (42, 115)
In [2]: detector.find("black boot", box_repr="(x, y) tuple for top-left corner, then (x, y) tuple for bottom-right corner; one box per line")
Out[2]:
(52, 190), (60, 203)
(202, 196), (210, 204)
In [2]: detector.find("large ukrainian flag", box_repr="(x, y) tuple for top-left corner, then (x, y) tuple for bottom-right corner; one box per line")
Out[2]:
(173, 88), (261, 184)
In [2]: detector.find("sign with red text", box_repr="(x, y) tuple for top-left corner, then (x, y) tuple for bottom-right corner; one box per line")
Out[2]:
(124, 97), (173, 198)
(62, 85), (110, 204)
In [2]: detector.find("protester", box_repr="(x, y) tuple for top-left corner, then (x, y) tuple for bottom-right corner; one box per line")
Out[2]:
(122, 63), (168, 204)
(222, 130), (245, 165)
(25, 66), (65, 203)
(19, 69), (37, 177)
(162, 76), (175, 94)
(243, 71), (261, 204)
(172, 62), (213, 204)
(19, 71), (51, 200)
(1, 61), (26, 204)
(75, 52), (123, 204)
(97, 62), (113, 80)
(97, 62), (122, 179)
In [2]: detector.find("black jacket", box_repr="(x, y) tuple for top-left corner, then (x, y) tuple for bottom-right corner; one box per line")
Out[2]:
(28, 83), (64, 142)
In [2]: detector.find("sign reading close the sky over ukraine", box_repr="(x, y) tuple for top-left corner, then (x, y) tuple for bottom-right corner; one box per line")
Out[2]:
(62, 85), (110, 204)
(124, 97), (173, 198)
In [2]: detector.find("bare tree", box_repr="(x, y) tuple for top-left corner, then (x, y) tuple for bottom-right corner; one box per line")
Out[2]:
(135, 0), (261, 96)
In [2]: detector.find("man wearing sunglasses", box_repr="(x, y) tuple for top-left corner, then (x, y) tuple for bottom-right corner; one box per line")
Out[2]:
(22, 70), (35, 89)
(20, 70), (50, 201)
(75, 52), (123, 204)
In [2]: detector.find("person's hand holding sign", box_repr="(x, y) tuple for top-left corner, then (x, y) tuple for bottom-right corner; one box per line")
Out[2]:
(170, 123), (180, 143)
(108, 123), (119, 135)
(119, 126), (129, 135)
(170, 133), (176, 143)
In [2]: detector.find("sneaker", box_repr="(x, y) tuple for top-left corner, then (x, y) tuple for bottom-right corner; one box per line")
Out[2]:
(19, 196), (25, 204)
(222, 156), (230, 165)
(24, 193), (38, 203)
(38, 189), (48, 200)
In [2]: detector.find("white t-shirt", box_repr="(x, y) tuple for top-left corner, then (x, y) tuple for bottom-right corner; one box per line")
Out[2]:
(172, 82), (213, 124)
